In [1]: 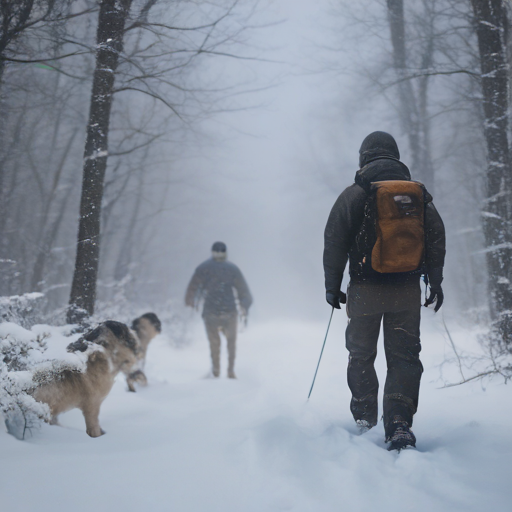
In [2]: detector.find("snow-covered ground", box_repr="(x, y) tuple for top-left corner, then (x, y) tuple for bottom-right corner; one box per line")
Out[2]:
(1, 310), (510, 512)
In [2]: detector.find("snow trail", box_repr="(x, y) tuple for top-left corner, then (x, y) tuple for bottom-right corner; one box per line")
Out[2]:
(1, 315), (510, 511)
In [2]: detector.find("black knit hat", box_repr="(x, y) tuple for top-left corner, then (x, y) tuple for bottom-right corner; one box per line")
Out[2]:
(211, 241), (227, 253)
(359, 131), (400, 168)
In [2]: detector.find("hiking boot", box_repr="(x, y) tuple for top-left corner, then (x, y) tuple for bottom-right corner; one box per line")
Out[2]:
(385, 416), (416, 451)
(356, 419), (376, 434)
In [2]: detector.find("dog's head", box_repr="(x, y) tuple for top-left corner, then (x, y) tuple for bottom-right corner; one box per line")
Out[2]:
(131, 313), (161, 345)
(68, 321), (139, 374)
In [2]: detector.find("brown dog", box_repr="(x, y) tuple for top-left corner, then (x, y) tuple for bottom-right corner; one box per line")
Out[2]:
(33, 321), (139, 437)
(125, 313), (162, 392)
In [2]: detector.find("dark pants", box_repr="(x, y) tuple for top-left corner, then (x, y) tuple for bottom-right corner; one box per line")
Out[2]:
(346, 280), (423, 435)
(203, 313), (238, 376)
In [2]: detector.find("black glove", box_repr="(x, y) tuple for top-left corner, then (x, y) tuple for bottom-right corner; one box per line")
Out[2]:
(425, 267), (444, 312)
(326, 291), (347, 309)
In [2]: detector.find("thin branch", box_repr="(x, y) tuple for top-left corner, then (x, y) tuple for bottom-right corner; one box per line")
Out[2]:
(112, 86), (184, 120)
(124, 11), (232, 33)
(442, 309), (465, 381)
(0, 50), (90, 63)
(109, 133), (163, 156)
(196, 49), (283, 64)
(440, 369), (502, 387)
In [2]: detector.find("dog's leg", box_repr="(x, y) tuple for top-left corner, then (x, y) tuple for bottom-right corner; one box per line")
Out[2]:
(126, 374), (136, 392)
(82, 401), (105, 437)
(136, 370), (148, 387)
(127, 370), (147, 392)
(49, 415), (60, 426)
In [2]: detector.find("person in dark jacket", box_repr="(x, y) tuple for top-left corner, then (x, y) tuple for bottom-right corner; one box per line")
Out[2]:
(323, 131), (445, 450)
(185, 242), (253, 379)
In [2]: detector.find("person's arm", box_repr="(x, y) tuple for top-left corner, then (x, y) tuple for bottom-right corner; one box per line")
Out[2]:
(424, 202), (446, 272)
(323, 184), (366, 306)
(185, 268), (203, 308)
(424, 202), (446, 311)
(233, 267), (252, 313)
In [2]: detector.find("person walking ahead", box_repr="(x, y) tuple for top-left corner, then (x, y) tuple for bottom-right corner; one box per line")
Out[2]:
(185, 242), (253, 379)
(323, 131), (445, 451)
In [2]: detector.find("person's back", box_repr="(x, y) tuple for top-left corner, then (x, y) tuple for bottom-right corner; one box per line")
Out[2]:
(185, 242), (252, 379)
(190, 258), (251, 317)
(323, 131), (446, 451)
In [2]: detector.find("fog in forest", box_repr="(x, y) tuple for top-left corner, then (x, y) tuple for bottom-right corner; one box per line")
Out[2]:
(112, 0), (360, 323)
(2, 1), (512, 509)
(108, 0), (483, 323)
(0, 0), (495, 327)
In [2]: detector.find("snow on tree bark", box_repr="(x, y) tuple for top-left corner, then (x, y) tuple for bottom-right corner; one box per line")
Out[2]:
(67, 0), (132, 324)
(471, 0), (512, 344)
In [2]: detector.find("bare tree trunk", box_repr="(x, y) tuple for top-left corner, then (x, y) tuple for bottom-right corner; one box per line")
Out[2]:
(386, 0), (435, 192)
(113, 165), (145, 283)
(471, 0), (512, 344)
(67, 0), (132, 323)
(31, 128), (79, 291)
(505, 1), (512, 143)
(0, 96), (30, 295)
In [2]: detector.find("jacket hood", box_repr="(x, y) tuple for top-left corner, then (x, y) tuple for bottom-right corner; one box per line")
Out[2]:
(355, 158), (411, 193)
(359, 131), (400, 168)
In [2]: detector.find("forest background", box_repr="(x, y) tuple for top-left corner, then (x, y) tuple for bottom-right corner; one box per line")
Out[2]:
(0, 0), (510, 378)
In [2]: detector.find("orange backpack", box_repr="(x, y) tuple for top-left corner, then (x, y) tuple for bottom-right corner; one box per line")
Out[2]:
(369, 180), (425, 273)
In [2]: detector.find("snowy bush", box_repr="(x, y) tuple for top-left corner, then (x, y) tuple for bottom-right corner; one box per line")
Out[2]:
(0, 367), (50, 440)
(1, 332), (48, 371)
(477, 328), (512, 383)
(441, 319), (512, 387)
(0, 293), (46, 329)
(0, 325), (51, 440)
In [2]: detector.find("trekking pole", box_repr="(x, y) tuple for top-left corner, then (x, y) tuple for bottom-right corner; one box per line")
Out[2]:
(307, 306), (334, 400)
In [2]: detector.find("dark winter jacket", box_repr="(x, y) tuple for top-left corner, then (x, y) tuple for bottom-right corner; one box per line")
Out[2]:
(185, 258), (253, 317)
(323, 158), (446, 296)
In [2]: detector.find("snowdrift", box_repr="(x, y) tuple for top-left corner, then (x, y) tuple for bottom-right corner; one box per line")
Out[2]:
(1, 313), (510, 512)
